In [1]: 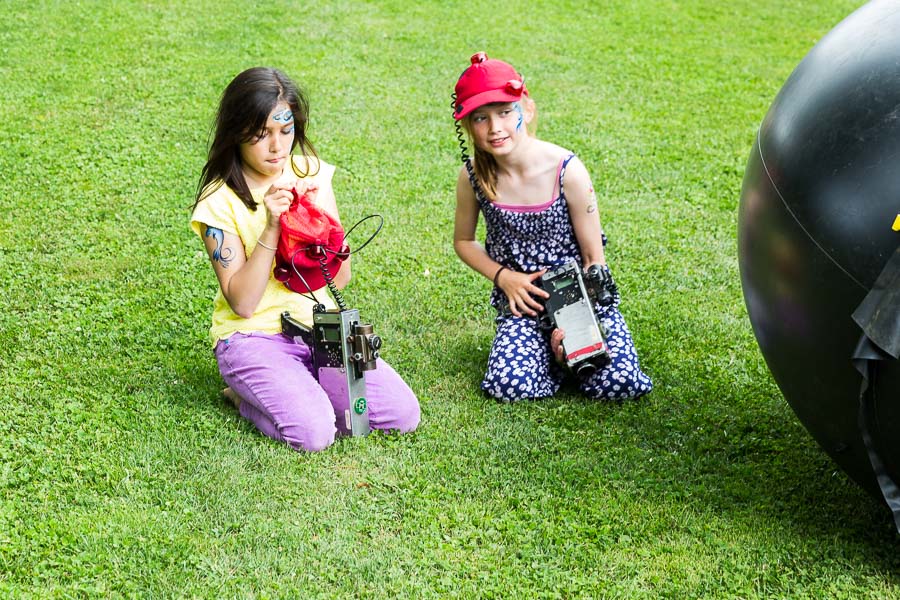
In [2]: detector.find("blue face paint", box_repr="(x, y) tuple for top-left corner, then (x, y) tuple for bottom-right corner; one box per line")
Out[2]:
(272, 108), (294, 124)
(514, 102), (524, 131)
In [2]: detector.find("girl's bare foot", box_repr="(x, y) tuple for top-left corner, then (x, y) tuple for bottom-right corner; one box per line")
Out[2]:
(222, 387), (241, 409)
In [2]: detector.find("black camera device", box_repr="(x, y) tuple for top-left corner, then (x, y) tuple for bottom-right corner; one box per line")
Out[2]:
(277, 214), (386, 438)
(536, 261), (614, 378)
(281, 307), (382, 437)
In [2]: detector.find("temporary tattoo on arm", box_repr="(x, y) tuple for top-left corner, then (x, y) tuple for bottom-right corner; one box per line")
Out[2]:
(586, 186), (597, 213)
(513, 102), (524, 131)
(205, 226), (234, 268)
(272, 109), (294, 123)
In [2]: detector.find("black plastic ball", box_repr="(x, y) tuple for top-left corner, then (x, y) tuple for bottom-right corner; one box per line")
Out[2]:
(738, 1), (900, 500)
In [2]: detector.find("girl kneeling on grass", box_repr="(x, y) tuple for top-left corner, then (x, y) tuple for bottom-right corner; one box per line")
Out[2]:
(190, 67), (419, 452)
(451, 52), (653, 402)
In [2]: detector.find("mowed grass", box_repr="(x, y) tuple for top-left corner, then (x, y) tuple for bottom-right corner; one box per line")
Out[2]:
(1, 0), (898, 597)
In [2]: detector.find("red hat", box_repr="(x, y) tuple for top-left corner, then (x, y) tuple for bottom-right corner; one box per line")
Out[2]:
(453, 52), (527, 120)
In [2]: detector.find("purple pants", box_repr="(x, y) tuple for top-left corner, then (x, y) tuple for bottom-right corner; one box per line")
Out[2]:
(215, 332), (420, 452)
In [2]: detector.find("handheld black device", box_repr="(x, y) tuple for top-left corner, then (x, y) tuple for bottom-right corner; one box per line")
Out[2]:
(279, 215), (384, 437)
(281, 308), (381, 436)
(537, 261), (613, 378)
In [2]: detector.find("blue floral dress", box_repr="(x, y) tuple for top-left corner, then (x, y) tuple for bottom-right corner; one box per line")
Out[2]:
(474, 153), (653, 401)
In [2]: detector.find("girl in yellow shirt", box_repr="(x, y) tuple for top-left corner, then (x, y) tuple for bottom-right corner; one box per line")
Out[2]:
(190, 67), (419, 451)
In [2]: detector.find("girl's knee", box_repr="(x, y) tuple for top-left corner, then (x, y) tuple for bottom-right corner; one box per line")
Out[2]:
(481, 375), (517, 401)
(482, 367), (515, 399)
(369, 388), (421, 434)
(362, 361), (421, 434)
(282, 418), (337, 452)
(481, 368), (556, 401)
(274, 391), (339, 452)
(392, 396), (421, 433)
(582, 368), (653, 401)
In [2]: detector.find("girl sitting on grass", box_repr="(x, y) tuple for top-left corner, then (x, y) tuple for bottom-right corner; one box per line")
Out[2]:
(451, 52), (653, 402)
(190, 67), (419, 451)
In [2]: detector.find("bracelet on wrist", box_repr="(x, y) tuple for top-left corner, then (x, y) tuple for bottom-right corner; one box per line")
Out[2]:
(492, 265), (508, 288)
(257, 239), (277, 251)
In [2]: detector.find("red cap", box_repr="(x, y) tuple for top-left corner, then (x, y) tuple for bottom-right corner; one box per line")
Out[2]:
(453, 52), (527, 120)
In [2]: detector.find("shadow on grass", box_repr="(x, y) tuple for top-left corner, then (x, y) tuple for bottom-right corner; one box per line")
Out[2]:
(437, 325), (900, 578)
(601, 384), (900, 578)
(172, 351), (234, 414)
(686, 411), (900, 557)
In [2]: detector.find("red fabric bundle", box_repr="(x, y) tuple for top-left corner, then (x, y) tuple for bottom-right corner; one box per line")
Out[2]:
(274, 186), (348, 293)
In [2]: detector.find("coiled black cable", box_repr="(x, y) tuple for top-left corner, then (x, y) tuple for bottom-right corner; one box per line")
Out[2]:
(452, 93), (488, 204)
(317, 252), (346, 311)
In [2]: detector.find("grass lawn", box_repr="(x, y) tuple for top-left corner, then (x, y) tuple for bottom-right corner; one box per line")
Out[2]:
(2, 0), (898, 597)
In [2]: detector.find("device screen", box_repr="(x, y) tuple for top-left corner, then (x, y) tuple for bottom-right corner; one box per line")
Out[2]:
(553, 276), (574, 290)
(322, 327), (342, 343)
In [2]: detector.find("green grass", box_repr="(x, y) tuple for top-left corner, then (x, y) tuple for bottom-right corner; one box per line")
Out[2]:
(2, 0), (898, 597)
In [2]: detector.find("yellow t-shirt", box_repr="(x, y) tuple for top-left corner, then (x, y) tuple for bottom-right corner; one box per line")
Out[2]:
(190, 155), (338, 346)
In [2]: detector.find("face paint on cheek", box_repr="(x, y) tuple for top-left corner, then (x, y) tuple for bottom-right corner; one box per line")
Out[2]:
(514, 102), (524, 131)
(273, 109), (294, 123)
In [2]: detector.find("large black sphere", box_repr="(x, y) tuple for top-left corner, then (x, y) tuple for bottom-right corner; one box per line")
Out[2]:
(739, 1), (900, 500)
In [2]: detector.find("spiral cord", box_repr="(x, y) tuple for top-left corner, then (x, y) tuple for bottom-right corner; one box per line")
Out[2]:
(318, 253), (347, 311)
(452, 93), (487, 204)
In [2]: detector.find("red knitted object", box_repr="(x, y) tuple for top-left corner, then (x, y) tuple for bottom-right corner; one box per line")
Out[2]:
(274, 187), (347, 293)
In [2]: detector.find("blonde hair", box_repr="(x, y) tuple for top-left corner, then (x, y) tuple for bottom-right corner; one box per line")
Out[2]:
(461, 97), (537, 202)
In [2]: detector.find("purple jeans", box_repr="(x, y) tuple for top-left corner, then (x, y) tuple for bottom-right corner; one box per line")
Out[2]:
(215, 332), (420, 452)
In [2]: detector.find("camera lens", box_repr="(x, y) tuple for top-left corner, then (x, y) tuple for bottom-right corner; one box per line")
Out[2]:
(575, 362), (598, 378)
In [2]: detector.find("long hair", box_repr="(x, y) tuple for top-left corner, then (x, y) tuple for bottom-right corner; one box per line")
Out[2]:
(460, 97), (537, 203)
(193, 67), (318, 212)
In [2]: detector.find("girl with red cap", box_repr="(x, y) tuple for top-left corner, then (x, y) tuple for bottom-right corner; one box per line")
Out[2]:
(190, 67), (419, 451)
(452, 53), (653, 402)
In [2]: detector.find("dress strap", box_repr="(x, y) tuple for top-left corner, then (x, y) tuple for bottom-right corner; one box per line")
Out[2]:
(556, 153), (577, 199)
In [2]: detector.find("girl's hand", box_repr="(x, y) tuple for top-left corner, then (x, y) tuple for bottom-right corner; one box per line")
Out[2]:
(262, 183), (295, 229)
(550, 328), (566, 363)
(497, 268), (549, 317)
(294, 180), (319, 205)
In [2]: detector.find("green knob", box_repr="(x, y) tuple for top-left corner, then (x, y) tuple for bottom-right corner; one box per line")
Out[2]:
(353, 397), (367, 415)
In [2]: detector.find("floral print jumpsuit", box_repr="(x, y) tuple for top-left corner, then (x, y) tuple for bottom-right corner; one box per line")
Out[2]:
(474, 153), (653, 401)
